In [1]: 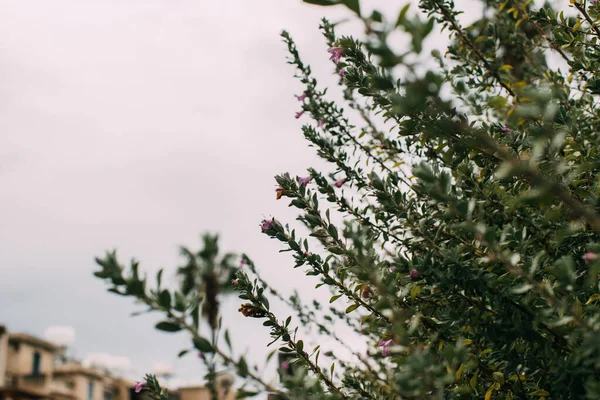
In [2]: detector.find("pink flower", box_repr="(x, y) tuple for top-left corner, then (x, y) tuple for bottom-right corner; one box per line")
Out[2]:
(327, 47), (344, 64)
(198, 352), (205, 360)
(502, 125), (511, 135)
(318, 120), (325, 128)
(232, 279), (239, 286)
(297, 176), (312, 186)
(295, 110), (305, 119)
(410, 269), (421, 279)
(584, 252), (598, 263)
(390, 266), (397, 272)
(134, 382), (145, 393)
(239, 259), (245, 268)
(295, 92), (308, 101)
(281, 361), (289, 370)
(379, 339), (393, 356)
(261, 219), (273, 232)
(338, 69), (345, 78)
(333, 178), (346, 188)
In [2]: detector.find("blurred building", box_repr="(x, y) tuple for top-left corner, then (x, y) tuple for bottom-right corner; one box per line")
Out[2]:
(0, 325), (234, 400)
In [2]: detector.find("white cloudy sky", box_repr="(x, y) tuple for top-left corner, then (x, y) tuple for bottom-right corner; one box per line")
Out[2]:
(0, 0), (565, 394)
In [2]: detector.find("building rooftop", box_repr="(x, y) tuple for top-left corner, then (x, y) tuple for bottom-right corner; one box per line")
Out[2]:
(8, 332), (58, 352)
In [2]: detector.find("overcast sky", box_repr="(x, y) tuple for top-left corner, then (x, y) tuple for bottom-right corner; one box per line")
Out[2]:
(0, 0), (563, 395)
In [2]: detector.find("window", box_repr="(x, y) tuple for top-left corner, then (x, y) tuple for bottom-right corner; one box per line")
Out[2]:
(88, 381), (94, 400)
(32, 352), (41, 375)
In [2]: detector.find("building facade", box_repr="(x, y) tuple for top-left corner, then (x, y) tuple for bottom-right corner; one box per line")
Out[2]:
(0, 325), (233, 400)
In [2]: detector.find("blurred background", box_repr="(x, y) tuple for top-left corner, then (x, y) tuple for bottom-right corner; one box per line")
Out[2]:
(0, 0), (520, 394)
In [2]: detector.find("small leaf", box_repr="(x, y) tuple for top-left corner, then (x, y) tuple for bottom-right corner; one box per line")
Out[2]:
(235, 390), (259, 398)
(529, 389), (550, 396)
(512, 284), (533, 294)
(345, 303), (359, 313)
(177, 350), (189, 358)
(585, 293), (600, 304)
(237, 356), (249, 378)
(224, 329), (232, 350)
(455, 363), (465, 381)
(193, 336), (214, 353)
(396, 3), (410, 26)
(155, 321), (182, 333)
(341, 0), (360, 15)
(548, 316), (574, 328)
(470, 372), (478, 389)
(158, 290), (171, 309)
(329, 294), (342, 303)
(410, 284), (421, 300)
(484, 385), (495, 400)
(493, 371), (504, 385)
(303, 0), (339, 6)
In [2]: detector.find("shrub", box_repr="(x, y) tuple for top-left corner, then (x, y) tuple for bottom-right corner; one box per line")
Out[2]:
(94, 1), (600, 398)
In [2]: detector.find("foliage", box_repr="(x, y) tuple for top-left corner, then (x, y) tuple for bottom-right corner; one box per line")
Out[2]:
(94, 0), (600, 399)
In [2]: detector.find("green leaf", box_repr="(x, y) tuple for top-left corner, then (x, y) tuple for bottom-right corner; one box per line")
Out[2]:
(585, 293), (600, 304)
(235, 391), (259, 399)
(177, 349), (189, 358)
(328, 246), (344, 255)
(237, 356), (249, 378)
(345, 303), (359, 313)
(158, 290), (171, 309)
(224, 330), (232, 351)
(512, 284), (533, 294)
(156, 269), (163, 288)
(341, 0), (360, 15)
(529, 389), (550, 396)
(396, 3), (410, 27)
(193, 336), (214, 353)
(303, 0), (339, 6)
(155, 321), (182, 333)
(329, 294), (342, 303)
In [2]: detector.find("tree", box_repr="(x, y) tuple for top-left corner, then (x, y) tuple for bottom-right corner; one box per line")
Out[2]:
(94, 0), (600, 399)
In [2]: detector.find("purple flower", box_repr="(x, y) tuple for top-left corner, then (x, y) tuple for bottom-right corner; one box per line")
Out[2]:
(134, 382), (145, 393)
(281, 361), (289, 370)
(318, 120), (325, 128)
(333, 178), (346, 188)
(295, 110), (305, 119)
(390, 266), (397, 272)
(295, 92), (308, 101)
(327, 47), (344, 64)
(502, 125), (511, 135)
(297, 176), (313, 186)
(410, 269), (421, 279)
(338, 69), (345, 78)
(379, 339), (393, 356)
(239, 259), (245, 268)
(584, 252), (598, 263)
(261, 220), (273, 232)
(198, 352), (205, 360)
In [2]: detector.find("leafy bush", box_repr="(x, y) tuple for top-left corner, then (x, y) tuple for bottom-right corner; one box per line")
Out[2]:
(94, 0), (600, 398)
